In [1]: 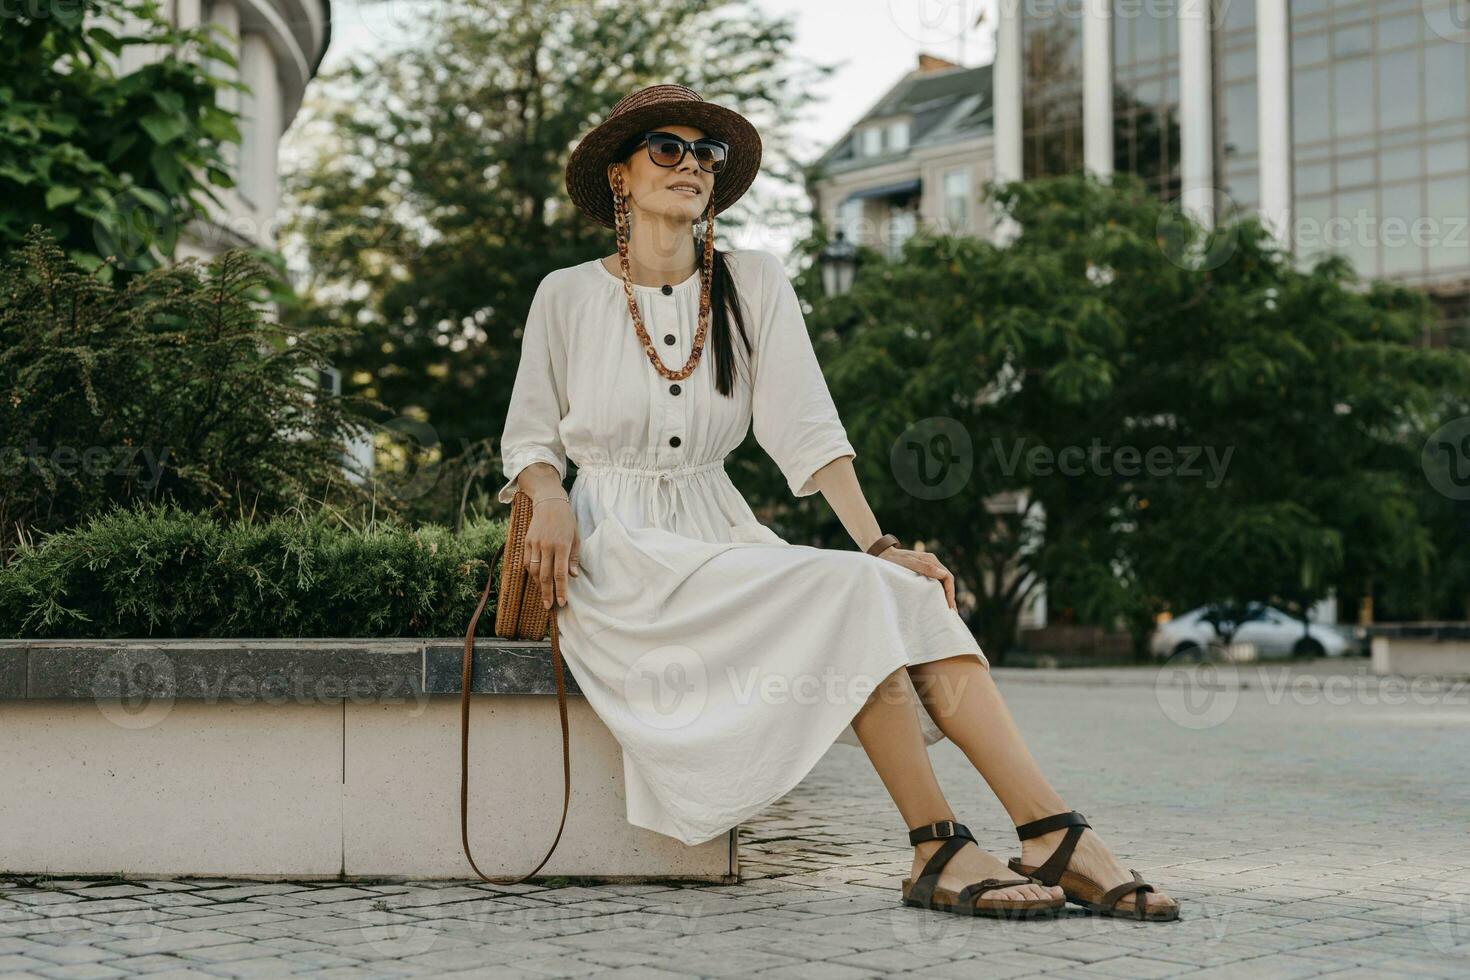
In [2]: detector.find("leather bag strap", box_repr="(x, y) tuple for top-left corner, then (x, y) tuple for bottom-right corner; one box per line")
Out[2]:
(459, 538), (572, 885)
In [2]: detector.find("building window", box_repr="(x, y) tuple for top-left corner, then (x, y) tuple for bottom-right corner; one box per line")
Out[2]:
(943, 166), (971, 233)
(887, 120), (909, 153)
(1291, 4), (1470, 285)
(1110, 0), (1181, 200)
(838, 198), (864, 244)
(861, 126), (882, 157)
(888, 207), (916, 258)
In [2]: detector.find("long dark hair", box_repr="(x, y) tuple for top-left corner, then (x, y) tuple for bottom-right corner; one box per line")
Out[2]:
(699, 230), (754, 398)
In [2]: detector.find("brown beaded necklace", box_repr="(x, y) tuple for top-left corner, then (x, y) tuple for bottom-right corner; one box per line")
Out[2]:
(610, 168), (717, 382)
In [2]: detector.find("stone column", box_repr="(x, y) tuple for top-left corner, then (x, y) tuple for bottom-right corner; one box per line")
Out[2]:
(1178, 0), (1215, 228)
(1083, 0), (1114, 177)
(239, 32), (283, 231)
(175, 0), (203, 29)
(992, 0), (1024, 243)
(1256, 0), (1292, 247)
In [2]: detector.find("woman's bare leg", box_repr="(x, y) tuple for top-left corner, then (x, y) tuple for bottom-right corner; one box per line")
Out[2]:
(848, 663), (1063, 903)
(906, 655), (1177, 913)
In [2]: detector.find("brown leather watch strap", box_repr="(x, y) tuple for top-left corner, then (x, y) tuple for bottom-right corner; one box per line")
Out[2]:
(865, 533), (899, 557)
(461, 559), (572, 885)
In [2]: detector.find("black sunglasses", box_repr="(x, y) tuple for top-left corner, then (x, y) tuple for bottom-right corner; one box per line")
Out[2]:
(621, 131), (730, 174)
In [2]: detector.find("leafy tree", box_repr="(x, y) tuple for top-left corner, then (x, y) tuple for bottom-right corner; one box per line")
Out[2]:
(0, 0), (243, 277)
(813, 172), (1470, 660)
(279, 0), (831, 523)
(0, 226), (389, 564)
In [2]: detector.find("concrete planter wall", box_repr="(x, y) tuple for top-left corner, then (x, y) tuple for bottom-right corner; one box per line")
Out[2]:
(0, 640), (737, 883)
(1367, 623), (1470, 677)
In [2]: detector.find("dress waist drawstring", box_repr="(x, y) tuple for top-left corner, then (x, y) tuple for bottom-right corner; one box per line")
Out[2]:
(575, 458), (729, 529)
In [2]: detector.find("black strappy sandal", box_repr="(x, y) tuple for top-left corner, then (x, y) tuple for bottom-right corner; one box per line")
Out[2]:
(901, 819), (1065, 919)
(1007, 811), (1179, 922)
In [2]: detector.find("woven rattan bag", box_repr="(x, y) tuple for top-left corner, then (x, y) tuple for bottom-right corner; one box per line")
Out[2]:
(459, 487), (572, 884)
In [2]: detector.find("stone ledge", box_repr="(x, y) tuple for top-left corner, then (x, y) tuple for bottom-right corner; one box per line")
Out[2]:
(0, 639), (580, 701)
(1365, 621), (1470, 641)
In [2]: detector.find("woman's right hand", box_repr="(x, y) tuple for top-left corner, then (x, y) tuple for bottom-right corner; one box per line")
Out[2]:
(525, 497), (580, 609)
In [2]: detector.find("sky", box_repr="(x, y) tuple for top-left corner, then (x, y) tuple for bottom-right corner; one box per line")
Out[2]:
(313, 0), (998, 253)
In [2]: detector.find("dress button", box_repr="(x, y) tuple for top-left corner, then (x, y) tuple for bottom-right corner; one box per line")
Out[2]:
(661, 284), (673, 295)
(669, 435), (681, 448)
(669, 383), (681, 396)
(663, 333), (676, 345)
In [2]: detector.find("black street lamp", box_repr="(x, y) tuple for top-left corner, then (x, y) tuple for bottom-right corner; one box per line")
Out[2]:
(819, 229), (859, 298)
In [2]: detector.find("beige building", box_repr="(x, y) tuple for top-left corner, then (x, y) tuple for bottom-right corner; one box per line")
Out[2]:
(810, 54), (995, 258)
(106, 0), (332, 259)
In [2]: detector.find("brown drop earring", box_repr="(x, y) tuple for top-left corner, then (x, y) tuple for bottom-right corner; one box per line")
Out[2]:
(610, 167), (715, 383)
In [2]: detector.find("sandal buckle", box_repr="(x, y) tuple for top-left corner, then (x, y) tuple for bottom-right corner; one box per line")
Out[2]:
(933, 819), (956, 838)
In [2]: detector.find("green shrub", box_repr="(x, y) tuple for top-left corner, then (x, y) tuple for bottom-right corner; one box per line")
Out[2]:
(0, 0), (242, 274)
(0, 226), (391, 564)
(0, 500), (506, 639)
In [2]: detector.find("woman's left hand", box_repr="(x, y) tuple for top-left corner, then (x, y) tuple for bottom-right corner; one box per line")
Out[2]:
(878, 547), (956, 609)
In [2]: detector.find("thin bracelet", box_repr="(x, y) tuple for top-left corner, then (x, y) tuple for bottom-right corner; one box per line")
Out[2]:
(865, 533), (899, 557)
(532, 493), (570, 505)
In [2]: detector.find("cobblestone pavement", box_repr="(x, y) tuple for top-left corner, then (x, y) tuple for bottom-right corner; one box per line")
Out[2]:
(2, 661), (1467, 978)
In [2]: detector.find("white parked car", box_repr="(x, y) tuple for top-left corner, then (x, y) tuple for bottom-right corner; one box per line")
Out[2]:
(1150, 603), (1355, 661)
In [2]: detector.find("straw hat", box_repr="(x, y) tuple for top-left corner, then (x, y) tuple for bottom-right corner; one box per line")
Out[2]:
(564, 84), (762, 229)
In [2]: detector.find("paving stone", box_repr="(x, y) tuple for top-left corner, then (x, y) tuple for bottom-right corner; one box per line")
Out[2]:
(4, 665), (1465, 977)
(19, 943), (124, 966)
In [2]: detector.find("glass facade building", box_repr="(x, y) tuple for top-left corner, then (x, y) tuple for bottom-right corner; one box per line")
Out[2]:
(1012, 0), (1470, 295)
(1021, 8), (1085, 178)
(1113, 0), (1183, 200)
(1289, 0), (1470, 283)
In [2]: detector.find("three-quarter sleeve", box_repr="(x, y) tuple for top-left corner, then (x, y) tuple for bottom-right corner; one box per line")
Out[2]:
(496, 273), (570, 504)
(750, 251), (857, 497)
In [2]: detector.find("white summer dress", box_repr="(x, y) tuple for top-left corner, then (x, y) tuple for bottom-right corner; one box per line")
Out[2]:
(497, 248), (988, 846)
